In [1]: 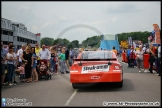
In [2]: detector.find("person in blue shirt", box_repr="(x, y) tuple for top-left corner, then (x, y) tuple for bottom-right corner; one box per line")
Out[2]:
(126, 46), (131, 68)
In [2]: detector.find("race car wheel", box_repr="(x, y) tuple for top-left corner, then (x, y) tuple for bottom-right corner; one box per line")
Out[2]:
(72, 83), (79, 89)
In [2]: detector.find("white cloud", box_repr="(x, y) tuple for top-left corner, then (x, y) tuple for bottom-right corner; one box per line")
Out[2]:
(41, 22), (51, 29)
(112, 17), (118, 22)
(91, 21), (102, 25)
(19, 5), (29, 9)
(32, 26), (38, 32)
(59, 16), (67, 20)
(2, 2), (160, 43)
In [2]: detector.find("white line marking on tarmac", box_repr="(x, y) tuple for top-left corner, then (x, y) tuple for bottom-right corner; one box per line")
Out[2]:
(64, 89), (78, 106)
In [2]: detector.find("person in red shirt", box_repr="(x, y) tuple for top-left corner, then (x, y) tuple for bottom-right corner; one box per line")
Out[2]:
(130, 47), (135, 68)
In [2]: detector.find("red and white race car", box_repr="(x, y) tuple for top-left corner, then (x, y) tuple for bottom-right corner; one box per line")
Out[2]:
(70, 50), (123, 89)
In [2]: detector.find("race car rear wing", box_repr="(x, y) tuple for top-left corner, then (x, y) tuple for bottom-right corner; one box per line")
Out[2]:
(74, 58), (117, 61)
(74, 58), (116, 66)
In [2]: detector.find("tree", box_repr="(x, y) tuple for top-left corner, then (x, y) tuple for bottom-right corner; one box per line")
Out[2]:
(41, 37), (54, 46)
(68, 43), (73, 49)
(71, 40), (79, 48)
(53, 38), (70, 47)
(117, 31), (151, 44)
(81, 35), (102, 48)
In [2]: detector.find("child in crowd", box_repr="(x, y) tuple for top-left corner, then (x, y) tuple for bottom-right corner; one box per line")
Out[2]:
(18, 62), (26, 83)
(40, 61), (47, 71)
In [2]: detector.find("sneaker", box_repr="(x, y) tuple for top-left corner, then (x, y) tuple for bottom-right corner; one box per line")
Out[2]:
(153, 70), (157, 74)
(3, 82), (8, 85)
(61, 72), (64, 74)
(144, 70), (148, 73)
(139, 70), (141, 73)
(9, 83), (13, 86)
(12, 83), (16, 85)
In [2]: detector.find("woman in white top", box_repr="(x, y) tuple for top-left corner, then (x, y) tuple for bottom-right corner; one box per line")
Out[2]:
(6, 46), (17, 86)
(135, 45), (144, 73)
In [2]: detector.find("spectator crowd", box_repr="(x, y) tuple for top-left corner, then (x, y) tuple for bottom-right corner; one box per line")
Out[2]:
(1, 41), (161, 88)
(1, 41), (78, 88)
(121, 44), (161, 76)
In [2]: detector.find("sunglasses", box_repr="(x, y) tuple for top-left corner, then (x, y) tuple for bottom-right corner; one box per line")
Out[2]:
(35, 45), (38, 46)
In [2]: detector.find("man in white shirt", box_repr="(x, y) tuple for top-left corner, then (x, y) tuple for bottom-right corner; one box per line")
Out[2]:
(17, 44), (26, 66)
(142, 45), (146, 52)
(39, 44), (50, 60)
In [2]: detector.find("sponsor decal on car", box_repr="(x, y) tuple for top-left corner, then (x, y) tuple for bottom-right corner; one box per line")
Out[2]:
(81, 64), (109, 74)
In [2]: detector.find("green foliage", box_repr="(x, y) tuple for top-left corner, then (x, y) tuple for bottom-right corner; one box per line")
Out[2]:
(82, 35), (102, 48)
(40, 31), (152, 48)
(40, 37), (54, 46)
(71, 40), (79, 48)
(53, 38), (70, 47)
(117, 31), (151, 44)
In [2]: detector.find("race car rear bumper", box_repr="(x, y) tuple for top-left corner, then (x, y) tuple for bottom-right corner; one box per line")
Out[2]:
(70, 72), (122, 83)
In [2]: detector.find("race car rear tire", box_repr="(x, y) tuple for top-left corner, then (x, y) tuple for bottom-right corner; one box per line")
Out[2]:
(72, 83), (79, 89)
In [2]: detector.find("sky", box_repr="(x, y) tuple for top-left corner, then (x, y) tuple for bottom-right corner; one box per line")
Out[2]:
(2, 1), (161, 43)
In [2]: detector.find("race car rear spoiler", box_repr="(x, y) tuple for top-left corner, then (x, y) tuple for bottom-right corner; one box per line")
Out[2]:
(74, 58), (117, 61)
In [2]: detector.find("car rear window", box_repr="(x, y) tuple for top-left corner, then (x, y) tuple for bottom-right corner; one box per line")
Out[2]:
(82, 51), (113, 59)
